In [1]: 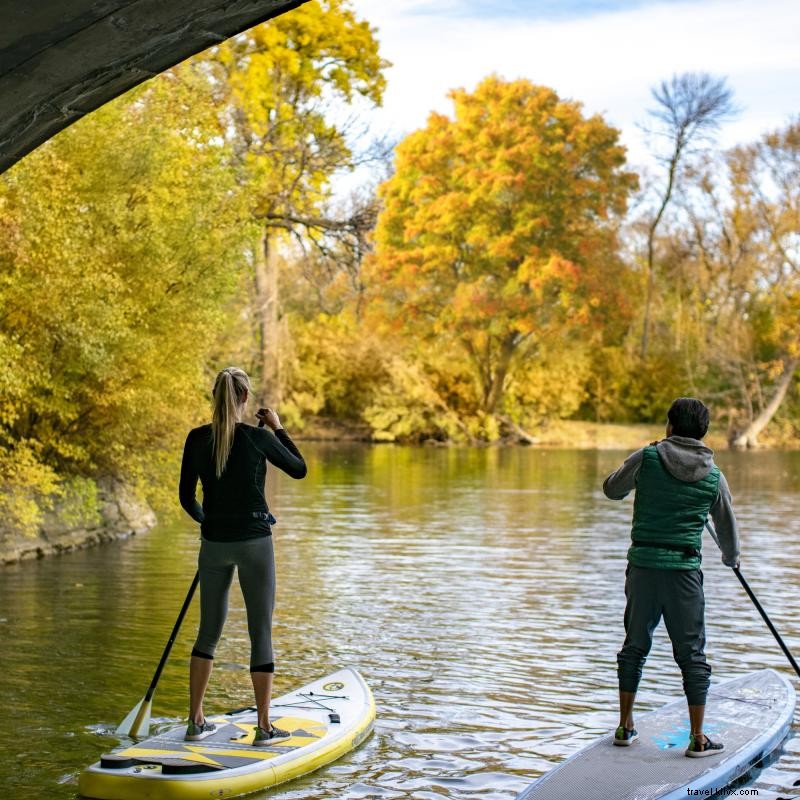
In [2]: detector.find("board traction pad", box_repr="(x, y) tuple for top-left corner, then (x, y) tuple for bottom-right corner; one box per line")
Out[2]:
(517, 670), (795, 800)
(108, 714), (328, 771)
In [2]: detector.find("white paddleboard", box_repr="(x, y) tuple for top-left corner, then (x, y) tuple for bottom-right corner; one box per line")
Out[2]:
(79, 667), (374, 800)
(517, 669), (795, 800)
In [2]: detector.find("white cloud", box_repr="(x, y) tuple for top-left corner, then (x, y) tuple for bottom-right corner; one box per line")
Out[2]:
(350, 0), (800, 171)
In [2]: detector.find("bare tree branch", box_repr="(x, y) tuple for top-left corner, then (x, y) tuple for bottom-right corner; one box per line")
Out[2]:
(640, 72), (737, 358)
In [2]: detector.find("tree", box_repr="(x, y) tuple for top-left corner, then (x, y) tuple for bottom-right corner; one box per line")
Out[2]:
(673, 120), (800, 447)
(280, 185), (387, 321)
(200, 0), (388, 405)
(368, 76), (638, 437)
(0, 71), (247, 531)
(723, 123), (800, 447)
(639, 72), (735, 358)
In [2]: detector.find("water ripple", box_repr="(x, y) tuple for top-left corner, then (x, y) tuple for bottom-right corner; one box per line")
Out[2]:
(1, 446), (799, 798)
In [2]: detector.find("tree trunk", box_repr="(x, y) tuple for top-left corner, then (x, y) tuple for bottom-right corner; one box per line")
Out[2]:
(252, 229), (281, 406)
(640, 254), (656, 360)
(484, 336), (517, 414)
(730, 358), (798, 449)
(641, 147), (681, 360)
(496, 415), (539, 444)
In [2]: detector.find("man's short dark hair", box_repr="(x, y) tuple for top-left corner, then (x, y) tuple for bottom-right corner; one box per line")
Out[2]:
(668, 397), (710, 440)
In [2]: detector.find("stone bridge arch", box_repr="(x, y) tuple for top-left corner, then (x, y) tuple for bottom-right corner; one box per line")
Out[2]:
(0, 0), (306, 173)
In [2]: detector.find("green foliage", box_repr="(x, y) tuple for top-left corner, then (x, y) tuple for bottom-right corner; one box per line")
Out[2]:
(589, 347), (690, 423)
(56, 476), (102, 530)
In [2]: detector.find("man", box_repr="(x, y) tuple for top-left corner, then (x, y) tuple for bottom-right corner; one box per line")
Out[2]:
(603, 397), (739, 757)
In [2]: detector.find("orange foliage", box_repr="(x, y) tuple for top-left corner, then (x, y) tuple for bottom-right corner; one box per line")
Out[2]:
(366, 76), (638, 415)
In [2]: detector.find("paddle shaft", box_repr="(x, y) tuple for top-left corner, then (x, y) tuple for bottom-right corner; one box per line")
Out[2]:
(732, 566), (800, 679)
(143, 571), (200, 703)
(705, 523), (800, 679)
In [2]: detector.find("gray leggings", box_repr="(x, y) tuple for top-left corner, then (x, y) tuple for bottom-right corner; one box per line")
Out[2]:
(617, 565), (711, 706)
(193, 536), (276, 670)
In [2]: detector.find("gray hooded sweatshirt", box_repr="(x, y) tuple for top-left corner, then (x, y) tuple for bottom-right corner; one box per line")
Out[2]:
(603, 436), (740, 567)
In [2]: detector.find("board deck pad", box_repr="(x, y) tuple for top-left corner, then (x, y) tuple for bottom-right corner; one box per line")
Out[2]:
(517, 670), (795, 800)
(110, 714), (330, 771)
(79, 667), (375, 800)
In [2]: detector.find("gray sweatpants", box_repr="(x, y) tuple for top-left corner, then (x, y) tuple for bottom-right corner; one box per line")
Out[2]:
(194, 536), (276, 669)
(617, 565), (711, 706)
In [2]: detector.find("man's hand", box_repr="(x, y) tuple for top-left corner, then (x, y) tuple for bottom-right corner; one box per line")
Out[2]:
(256, 408), (282, 431)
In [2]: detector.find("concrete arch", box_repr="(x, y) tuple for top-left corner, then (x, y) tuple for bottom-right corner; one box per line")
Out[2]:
(0, 0), (306, 174)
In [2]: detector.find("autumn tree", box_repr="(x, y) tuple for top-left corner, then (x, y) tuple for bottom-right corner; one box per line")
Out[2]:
(0, 72), (246, 531)
(367, 76), (638, 438)
(679, 121), (800, 447)
(200, 0), (388, 405)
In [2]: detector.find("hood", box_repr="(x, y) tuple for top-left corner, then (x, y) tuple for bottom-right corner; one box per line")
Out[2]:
(656, 436), (715, 483)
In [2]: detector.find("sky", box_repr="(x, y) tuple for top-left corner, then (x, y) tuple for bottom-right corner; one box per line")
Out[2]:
(345, 0), (799, 179)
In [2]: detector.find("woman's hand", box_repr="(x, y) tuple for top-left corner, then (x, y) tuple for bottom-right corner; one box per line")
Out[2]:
(256, 407), (282, 431)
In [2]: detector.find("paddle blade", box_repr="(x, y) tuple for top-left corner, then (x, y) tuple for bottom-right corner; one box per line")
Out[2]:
(116, 697), (152, 738)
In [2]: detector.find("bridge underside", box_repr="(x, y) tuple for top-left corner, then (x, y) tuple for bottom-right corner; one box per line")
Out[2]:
(0, 0), (304, 174)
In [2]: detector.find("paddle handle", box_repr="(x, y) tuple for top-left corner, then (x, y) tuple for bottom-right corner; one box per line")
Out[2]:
(144, 571), (200, 702)
(732, 567), (800, 679)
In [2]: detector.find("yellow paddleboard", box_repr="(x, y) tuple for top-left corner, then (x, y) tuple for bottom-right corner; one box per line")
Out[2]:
(79, 667), (374, 800)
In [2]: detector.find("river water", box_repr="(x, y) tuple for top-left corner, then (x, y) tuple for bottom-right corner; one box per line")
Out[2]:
(1, 445), (799, 799)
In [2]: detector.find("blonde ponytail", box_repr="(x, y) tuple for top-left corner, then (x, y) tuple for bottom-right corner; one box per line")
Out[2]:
(211, 367), (251, 478)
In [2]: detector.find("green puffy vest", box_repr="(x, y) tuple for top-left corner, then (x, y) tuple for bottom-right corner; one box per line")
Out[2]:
(628, 445), (720, 570)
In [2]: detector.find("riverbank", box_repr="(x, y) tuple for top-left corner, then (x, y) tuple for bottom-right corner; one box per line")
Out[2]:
(526, 420), (730, 450)
(295, 418), (735, 450)
(0, 477), (157, 565)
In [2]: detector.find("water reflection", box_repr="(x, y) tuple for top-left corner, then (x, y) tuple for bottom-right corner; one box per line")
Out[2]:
(0, 446), (798, 798)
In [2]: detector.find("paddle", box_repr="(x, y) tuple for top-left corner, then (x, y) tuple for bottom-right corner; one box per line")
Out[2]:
(705, 522), (800, 679)
(116, 571), (200, 737)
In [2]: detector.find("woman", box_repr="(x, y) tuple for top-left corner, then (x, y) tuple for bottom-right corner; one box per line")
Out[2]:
(179, 366), (307, 744)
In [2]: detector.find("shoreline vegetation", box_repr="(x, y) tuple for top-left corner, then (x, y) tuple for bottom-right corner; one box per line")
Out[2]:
(294, 418), (792, 451)
(0, 477), (156, 566)
(2, 6), (799, 562)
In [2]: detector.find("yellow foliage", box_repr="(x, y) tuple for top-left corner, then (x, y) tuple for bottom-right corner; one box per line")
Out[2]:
(0, 67), (249, 520)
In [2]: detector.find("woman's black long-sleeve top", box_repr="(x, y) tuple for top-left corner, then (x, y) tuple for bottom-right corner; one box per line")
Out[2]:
(179, 422), (306, 542)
